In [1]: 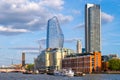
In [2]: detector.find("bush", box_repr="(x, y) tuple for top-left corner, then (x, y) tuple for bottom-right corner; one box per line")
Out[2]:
(108, 59), (120, 70)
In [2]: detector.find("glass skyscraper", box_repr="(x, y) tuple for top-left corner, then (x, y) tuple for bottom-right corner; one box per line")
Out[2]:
(85, 4), (101, 53)
(46, 16), (64, 48)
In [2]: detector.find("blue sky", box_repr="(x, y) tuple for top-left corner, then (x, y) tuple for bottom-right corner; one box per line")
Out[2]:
(0, 0), (120, 66)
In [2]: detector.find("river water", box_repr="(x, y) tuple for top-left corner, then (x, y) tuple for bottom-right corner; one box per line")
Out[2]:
(0, 73), (120, 80)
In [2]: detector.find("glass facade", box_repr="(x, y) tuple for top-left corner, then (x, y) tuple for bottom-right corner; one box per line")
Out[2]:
(85, 4), (101, 53)
(46, 16), (64, 48)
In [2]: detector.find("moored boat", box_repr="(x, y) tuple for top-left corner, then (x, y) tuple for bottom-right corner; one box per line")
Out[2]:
(54, 70), (61, 76)
(54, 68), (74, 77)
(75, 72), (86, 76)
(65, 69), (74, 77)
(23, 71), (32, 74)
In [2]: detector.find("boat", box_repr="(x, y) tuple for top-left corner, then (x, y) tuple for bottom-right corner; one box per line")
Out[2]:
(75, 72), (86, 76)
(65, 68), (74, 77)
(34, 70), (39, 74)
(54, 68), (74, 77)
(54, 70), (61, 76)
(23, 71), (32, 74)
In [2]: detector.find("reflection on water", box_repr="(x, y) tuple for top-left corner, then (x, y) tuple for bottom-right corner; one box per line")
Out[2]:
(0, 73), (120, 80)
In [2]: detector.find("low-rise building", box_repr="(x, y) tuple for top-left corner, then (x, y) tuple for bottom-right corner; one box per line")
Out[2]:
(62, 52), (101, 73)
(108, 54), (118, 59)
(101, 54), (119, 71)
(102, 61), (109, 71)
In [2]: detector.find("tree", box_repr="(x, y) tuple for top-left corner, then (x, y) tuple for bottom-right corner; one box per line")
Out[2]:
(108, 59), (120, 71)
(25, 64), (34, 71)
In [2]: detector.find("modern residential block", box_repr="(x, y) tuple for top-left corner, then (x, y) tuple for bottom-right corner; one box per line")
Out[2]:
(85, 4), (101, 53)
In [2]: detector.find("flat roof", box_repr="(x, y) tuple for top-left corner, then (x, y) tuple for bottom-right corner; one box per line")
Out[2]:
(65, 53), (94, 58)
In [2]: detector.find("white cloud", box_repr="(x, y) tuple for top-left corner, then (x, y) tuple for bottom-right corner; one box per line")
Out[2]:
(39, 0), (64, 10)
(0, 25), (29, 33)
(9, 46), (39, 50)
(0, 0), (73, 35)
(101, 12), (114, 24)
(27, 18), (40, 26)
(9, 46), (45, 53)
(56, 14), (73, 24)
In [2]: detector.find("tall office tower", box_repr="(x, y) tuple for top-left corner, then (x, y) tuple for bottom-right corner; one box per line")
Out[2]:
(77, 40), (82, 53)
(46, 16), (64, 48)
(85, 3), (101, 53)
(22, 52), (25, 67)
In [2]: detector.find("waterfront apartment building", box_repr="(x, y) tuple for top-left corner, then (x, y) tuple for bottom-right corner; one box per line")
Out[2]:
(85, 4), (101, 53)
(35, 48), (74, 72)
(46, 16), (64, 49)
(62, 52), (101, 73)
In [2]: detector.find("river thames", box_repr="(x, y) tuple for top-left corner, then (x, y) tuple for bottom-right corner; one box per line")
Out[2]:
(0, 73), (120, 80)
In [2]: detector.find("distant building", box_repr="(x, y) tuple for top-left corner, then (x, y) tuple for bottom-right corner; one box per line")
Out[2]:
(35, 48), (74, 72)
(62, 52), (102, 73)
(101, 54), (118, 71)
(76, 40), (82, 53)
(22, 52), (25, 67)
(102, 62), (109, 71)
(108, 54), (118, 59)
(46, 16), (64, 49)
(101, 55), (109, 71)
(102, 54), (118, 62)
(85, 3), (101, 53)
(102, 55), (109, 62)
(82, 48), (86, 53)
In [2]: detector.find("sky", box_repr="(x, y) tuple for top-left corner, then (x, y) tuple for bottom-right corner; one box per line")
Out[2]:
(0, 0), (120, 66)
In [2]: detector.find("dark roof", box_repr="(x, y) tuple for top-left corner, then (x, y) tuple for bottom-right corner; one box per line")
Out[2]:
(65, 53), (94, 58)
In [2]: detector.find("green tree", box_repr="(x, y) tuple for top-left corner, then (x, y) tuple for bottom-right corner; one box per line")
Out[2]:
(108, 59), (120, 70)
(25, 64), (34, 71)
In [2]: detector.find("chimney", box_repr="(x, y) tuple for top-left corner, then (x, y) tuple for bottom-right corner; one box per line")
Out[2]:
(22, 52), (25, 67)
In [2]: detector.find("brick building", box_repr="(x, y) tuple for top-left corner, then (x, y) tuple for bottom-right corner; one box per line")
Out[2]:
(102, 62), (108, 71)
(62, 52), (101, 73)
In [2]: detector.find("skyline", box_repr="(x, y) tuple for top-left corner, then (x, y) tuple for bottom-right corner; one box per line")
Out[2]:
(0, 0), (120, 66)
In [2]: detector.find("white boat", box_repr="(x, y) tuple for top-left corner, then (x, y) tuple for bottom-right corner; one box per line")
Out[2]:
(54, 70), (61, 76)
(34, 70), (39, 74)
(54, 68), (74, 77)
(65, 69), (74, 77)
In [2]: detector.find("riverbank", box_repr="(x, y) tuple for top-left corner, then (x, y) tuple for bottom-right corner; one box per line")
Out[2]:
(105, 71), (120, 74)
(92, 71), (120, 74)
